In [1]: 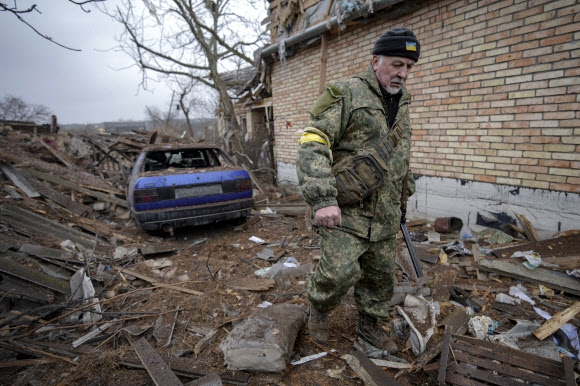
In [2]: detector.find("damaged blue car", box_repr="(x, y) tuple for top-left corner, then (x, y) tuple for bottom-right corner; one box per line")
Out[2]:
(128, 144), (254, 234)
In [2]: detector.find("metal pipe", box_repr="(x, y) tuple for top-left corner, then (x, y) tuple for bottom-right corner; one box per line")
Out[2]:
(261, 0), (405, 58)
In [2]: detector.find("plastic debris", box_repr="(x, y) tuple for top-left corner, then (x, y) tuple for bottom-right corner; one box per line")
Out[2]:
(468, 316), (497, 340)
(495, 293), (521, 305)
(441, 240), (472, 257)
(460, 224), (478, 242)
(509, 285), (535, 305)
(257, 301), (273, 308)
(249, 236), (266, 244)
(290, 352), (327, 365)
(395, 294), (439, 356)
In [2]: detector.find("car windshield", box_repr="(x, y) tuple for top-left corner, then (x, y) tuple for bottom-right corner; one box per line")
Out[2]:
(143, 148), (224, 172)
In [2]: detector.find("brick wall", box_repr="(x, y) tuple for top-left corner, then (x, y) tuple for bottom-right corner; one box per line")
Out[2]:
(270, 0), (580, 193)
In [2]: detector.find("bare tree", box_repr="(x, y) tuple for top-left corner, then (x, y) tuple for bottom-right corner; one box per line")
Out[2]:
(176, 79), (217, 139)
(0, 0), (106, 50)
(110, 0), (267, 162)
(0, 95), (52, 123)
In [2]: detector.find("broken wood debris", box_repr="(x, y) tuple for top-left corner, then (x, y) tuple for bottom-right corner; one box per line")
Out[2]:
(437, 328), (576, 385)
(533, 301), (580, 341)
(342, 349), (403, 386)
(128, 336), (184, 386)
(1, 128), (579, 385)
(477, 258), (580, 296)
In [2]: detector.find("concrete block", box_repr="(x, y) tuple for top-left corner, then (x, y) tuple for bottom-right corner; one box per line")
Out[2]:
(219, 303), (307, 372)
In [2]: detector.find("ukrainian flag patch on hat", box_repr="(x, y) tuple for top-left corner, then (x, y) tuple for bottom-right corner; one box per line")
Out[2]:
(406, 41), (417, 51)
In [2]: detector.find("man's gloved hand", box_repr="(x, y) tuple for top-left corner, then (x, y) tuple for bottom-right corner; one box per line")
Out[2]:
(315, 206), (342, 228)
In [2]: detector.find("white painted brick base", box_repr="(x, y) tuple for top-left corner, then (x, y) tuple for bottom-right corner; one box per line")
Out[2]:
(409, 177), (580, 238)
(277, 164), (580, 238)
(276, 161), (300, 189)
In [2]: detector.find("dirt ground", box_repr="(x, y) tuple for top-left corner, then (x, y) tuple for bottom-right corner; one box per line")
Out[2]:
(0, 129), (579, 386)
(3, 212), (578, 386)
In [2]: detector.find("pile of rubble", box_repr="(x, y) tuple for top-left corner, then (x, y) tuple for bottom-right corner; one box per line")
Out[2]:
(0, 127), (578, 385)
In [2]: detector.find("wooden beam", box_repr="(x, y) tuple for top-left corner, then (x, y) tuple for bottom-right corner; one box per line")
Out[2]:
(515, 213), (540, 242)
(477, 258), (580, 296)
(26, 176), (88, 215)
(112, 265), (204, 296)
(128, 337), (184, 386)
(26, 169), (128, 208)
(533, 301), (580, 341)
(39, 138), (79, 170)
(0, 147), (119, 194)
(0, 161), (40, 198)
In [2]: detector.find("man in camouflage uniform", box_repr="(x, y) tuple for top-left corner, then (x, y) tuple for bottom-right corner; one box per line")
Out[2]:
(296, 27), (420, 353)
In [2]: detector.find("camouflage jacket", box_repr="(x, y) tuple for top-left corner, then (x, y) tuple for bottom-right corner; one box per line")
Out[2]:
(297, 64), (415, 241)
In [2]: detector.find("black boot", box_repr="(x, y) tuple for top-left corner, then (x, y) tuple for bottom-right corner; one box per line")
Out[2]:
(308, 304), (329, 343)
(356, 312), (398, 354)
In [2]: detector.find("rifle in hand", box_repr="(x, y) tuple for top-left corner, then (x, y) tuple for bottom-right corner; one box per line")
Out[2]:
(401, 175), (423, 278)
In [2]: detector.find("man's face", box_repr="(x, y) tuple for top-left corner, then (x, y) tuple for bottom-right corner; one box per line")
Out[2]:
(371, 55), (416, 94)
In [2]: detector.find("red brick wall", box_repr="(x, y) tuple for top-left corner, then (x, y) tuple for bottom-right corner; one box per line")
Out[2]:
(270, 0), (580, 193)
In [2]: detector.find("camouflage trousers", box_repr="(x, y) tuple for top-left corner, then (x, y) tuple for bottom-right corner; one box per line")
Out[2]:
(307, 226), (396, 320)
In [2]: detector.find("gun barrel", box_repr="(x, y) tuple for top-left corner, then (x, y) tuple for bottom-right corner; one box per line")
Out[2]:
(400, 222), (424, 278)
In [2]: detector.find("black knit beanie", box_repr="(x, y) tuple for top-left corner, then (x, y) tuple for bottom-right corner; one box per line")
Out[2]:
(372, 27), (420, 62)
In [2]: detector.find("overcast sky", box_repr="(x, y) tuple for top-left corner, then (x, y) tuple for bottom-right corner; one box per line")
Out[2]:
(0, 2), (181, 124)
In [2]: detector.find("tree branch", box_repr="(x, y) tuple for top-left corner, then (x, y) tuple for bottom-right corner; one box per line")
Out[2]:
(1, 1), (107, 51)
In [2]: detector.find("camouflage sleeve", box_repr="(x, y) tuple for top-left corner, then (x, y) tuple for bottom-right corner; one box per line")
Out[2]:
(407, 169), (416, 197)
(297, 85), (347, 212)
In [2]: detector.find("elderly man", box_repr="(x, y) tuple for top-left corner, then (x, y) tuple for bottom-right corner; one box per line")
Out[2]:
(296, 27), (420, 352)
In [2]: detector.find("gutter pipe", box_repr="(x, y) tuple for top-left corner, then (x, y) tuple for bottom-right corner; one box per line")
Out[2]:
(261, 0), (405, 59)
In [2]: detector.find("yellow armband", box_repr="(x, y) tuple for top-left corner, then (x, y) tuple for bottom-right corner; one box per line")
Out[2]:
(298, 127), (333, 163)
(298, 127), (331, 148)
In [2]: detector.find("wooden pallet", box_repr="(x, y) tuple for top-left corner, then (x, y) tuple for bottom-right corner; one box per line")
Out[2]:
(437, 327), (576, 386)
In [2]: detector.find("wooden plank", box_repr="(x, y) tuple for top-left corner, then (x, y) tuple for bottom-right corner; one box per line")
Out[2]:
(516, 213), (540, 242)
(112, 265), (204, 296)
(0, 358), (56, 368)
(26, 169), (128, 208)
(452, 349), (560, 384)
(68, 216), (116, 238)
(140, 241), (192, 255)
(453, 360), (557, 386)
(0, 147), (121, 195)
(562, 357), (576, 386)
(0, 255), (70, 294)
(431, 267), (457, 302)
(477, 258), (580, 296)
(443, 334), (573, 386)
(346, 349), (403, 386)
(438, 325), (452, 384)
(113, 137), (147, 149)
(26, 177), (88, 215)
(39, 138), (79, 170)
(533, 301), (580, 341)
(19, 243), (76, 262)
(120, 354), (251, 384)
(539, 256), (580, 270)
(128, 337), (184, 386)
(471, 243), (484, 280)
(228, 278), (276, 291)
(0, 205), (109, 253)
(453, 335), (566, 377)
(0, 161), (40, 198)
